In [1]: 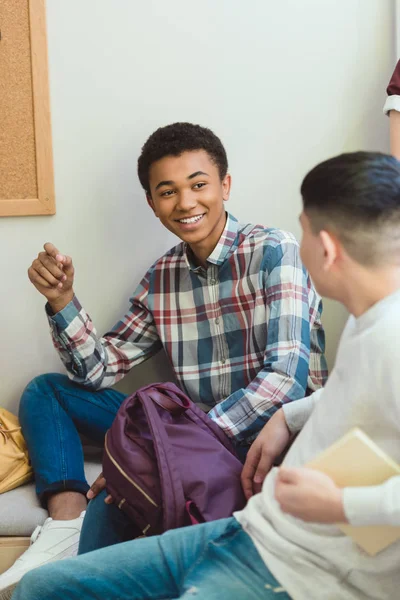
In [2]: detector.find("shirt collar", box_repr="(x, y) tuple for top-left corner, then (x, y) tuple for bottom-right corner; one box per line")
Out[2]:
(184, 212), (239, 271)
(207, 212), (239, 265)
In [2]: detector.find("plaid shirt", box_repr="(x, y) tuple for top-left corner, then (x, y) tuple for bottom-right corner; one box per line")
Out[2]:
(48, 213), (328, 444)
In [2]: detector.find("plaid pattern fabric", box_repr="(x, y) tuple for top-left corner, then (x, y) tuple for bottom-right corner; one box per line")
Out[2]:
(48, 213), (328, 444)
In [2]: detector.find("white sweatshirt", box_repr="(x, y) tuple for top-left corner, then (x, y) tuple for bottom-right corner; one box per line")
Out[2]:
(236, 289), (400, 600)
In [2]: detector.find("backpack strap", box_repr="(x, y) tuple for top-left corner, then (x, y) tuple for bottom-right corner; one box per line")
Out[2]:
(142, 382), (238, 455)
(146, 388), (190, 416)
(136, 387), (187, 531)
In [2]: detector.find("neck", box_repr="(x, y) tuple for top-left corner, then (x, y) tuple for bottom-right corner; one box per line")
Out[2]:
(340, 265), (400, 318)
(189, 211), (227, 268)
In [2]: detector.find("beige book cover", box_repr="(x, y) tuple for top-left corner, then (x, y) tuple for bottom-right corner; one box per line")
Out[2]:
(306, 427), (400, 555)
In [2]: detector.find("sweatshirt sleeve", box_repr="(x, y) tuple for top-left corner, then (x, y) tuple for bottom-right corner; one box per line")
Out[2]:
(282, 388), (324, 434)
(343, 476), (400, 526)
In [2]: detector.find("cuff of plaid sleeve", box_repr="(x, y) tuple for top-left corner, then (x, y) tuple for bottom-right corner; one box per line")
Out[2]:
(46, 296), (83, 333)
(207, 407), (235, 440)
(383, 95), (400, 115)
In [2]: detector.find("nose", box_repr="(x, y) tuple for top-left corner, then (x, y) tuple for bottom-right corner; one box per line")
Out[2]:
(176, 190), (197, 212)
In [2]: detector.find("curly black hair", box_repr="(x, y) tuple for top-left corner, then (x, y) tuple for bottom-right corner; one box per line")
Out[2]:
(137, 122), (228, 195)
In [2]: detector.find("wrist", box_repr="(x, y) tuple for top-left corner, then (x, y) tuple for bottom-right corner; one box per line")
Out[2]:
(277, 408), (291, 440)
(331, 488), (347, 523)
(48, 291), (74, 315)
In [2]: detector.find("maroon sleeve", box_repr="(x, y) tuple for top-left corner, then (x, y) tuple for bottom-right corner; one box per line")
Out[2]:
(387, 60), (400, 96)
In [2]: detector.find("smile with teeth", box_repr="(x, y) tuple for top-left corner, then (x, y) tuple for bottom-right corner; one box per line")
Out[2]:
(177, 214), (205, 224)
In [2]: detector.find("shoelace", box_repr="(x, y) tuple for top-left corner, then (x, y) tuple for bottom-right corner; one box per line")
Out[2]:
(30, 523), (46, 546)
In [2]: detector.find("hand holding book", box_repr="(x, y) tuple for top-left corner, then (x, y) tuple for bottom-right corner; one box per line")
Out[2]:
(275, 428), (400, 555)
(275, 466), (346, 523)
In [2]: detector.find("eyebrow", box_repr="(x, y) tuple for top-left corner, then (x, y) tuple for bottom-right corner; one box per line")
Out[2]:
(155, 171), (209, 191)
(188, 170), (209, 180)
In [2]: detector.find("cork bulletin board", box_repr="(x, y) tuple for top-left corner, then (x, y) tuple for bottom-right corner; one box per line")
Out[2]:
(0, 0), (55, 217)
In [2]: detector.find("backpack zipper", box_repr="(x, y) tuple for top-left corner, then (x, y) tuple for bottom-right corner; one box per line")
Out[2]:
(104, 432), (158, 507)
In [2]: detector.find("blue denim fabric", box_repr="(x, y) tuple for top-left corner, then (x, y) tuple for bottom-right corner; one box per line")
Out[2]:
(13, 517), (291, 600)
(79, 489), (140, 553)
(79, 443), (249, 554)
(19, 374), (126, 504)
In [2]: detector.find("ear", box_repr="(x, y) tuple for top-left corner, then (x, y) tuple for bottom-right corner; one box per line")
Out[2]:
(146, 193), (158, 217)
(319, 230), (341, 270)
(222, 174), (232, 202)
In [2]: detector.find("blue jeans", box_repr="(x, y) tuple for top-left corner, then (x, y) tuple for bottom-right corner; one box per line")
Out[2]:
(13, 517), (291, 600)
(19, 373), (126, 503)
(79, 489), (140, 552)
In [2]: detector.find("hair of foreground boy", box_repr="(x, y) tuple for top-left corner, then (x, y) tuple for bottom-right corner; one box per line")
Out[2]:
(300, 151), (400, 267)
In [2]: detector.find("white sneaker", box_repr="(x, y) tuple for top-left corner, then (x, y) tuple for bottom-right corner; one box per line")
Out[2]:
(0, 511), (85, 600)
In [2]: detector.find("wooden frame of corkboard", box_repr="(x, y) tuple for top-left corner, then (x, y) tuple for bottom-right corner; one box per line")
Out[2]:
(0, 0), (55, 217)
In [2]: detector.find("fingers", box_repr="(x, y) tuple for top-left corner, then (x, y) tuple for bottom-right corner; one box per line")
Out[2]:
(30, 255), (66, 288)
(60, 254), (74, 277)
(43, 243), (74, 277)
(241, 436), (277, 500)
(43, 242), (61, 259)
(29, 244), (74, 292)
(87, 473), (106, 500)
(252, 450), (274, 495)
(104, 494), (114, 504)
(241, 442), (261, 500)
(277, 467), (299, 485)
(275, 470), (300, 516)
(28, 267), (53, 289)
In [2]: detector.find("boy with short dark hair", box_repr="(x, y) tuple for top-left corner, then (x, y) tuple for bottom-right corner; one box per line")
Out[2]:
(12, 150), (400, 600)
(1, 123), (326, 597)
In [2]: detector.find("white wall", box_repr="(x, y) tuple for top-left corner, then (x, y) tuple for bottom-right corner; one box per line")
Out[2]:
(0, 0), (395, 410)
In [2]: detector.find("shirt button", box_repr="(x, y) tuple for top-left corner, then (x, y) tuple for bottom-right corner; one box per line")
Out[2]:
(221, 357), (226, 364)
(215, 317), (220, 325)
(210, 278), (217, 285)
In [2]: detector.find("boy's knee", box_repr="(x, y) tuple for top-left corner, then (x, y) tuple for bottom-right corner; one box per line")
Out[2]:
(16, 559), (86, 600)
(14, 565), (56, 600)
(19, 373), (68, 420)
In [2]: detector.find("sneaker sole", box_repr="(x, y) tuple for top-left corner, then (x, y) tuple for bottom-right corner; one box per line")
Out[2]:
(0, 541), (79, 600)
(0, 584), (17, 600)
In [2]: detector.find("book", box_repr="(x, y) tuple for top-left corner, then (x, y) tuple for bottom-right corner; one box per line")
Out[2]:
(306, 427), (400, 556)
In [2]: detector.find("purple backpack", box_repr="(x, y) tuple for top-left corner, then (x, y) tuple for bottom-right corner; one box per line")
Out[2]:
(102, 382), (246, 537)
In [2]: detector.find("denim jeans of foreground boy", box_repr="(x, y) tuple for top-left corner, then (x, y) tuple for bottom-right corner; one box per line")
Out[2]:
(13, 517), (291, 600)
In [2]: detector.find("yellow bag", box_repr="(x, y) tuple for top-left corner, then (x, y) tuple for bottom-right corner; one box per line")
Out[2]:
(0, 408), (33, 493)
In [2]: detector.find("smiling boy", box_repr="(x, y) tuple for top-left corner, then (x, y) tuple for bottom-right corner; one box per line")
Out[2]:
(0, 123), (327, 597)
(145, 149), (228, 266)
